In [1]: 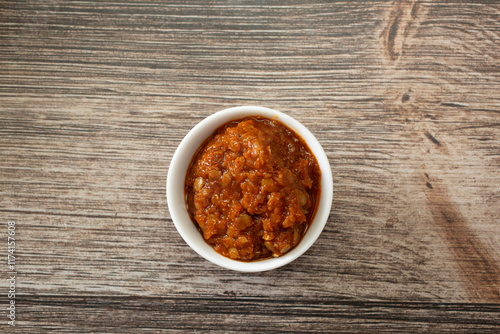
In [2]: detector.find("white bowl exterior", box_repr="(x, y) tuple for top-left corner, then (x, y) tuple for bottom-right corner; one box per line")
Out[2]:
(167, 106), (333, 272)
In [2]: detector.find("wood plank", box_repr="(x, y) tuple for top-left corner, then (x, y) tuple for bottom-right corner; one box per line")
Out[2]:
(0, 0), (499, 331)
(6, 295), (500, 333)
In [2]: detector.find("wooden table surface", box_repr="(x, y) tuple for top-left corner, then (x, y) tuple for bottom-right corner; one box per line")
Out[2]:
(1, 0), (499, 332)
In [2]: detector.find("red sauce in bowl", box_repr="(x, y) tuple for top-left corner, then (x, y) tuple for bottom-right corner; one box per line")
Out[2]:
(185, 116), (321, 261)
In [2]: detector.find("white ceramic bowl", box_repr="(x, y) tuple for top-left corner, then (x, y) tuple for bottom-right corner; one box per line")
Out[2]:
(167, 106), (333, 272)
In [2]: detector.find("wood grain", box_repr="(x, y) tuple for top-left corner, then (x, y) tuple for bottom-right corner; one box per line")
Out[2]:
(1, 0), (499, 332)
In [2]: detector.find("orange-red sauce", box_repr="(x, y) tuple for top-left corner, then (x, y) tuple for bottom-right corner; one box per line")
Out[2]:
(185, 116), (321, 261)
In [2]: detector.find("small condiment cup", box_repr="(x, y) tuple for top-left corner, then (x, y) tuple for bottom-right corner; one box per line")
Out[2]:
(167, 106), (333, 272)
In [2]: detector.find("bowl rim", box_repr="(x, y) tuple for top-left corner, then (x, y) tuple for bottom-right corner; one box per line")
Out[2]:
(166, 106), (333, 272)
